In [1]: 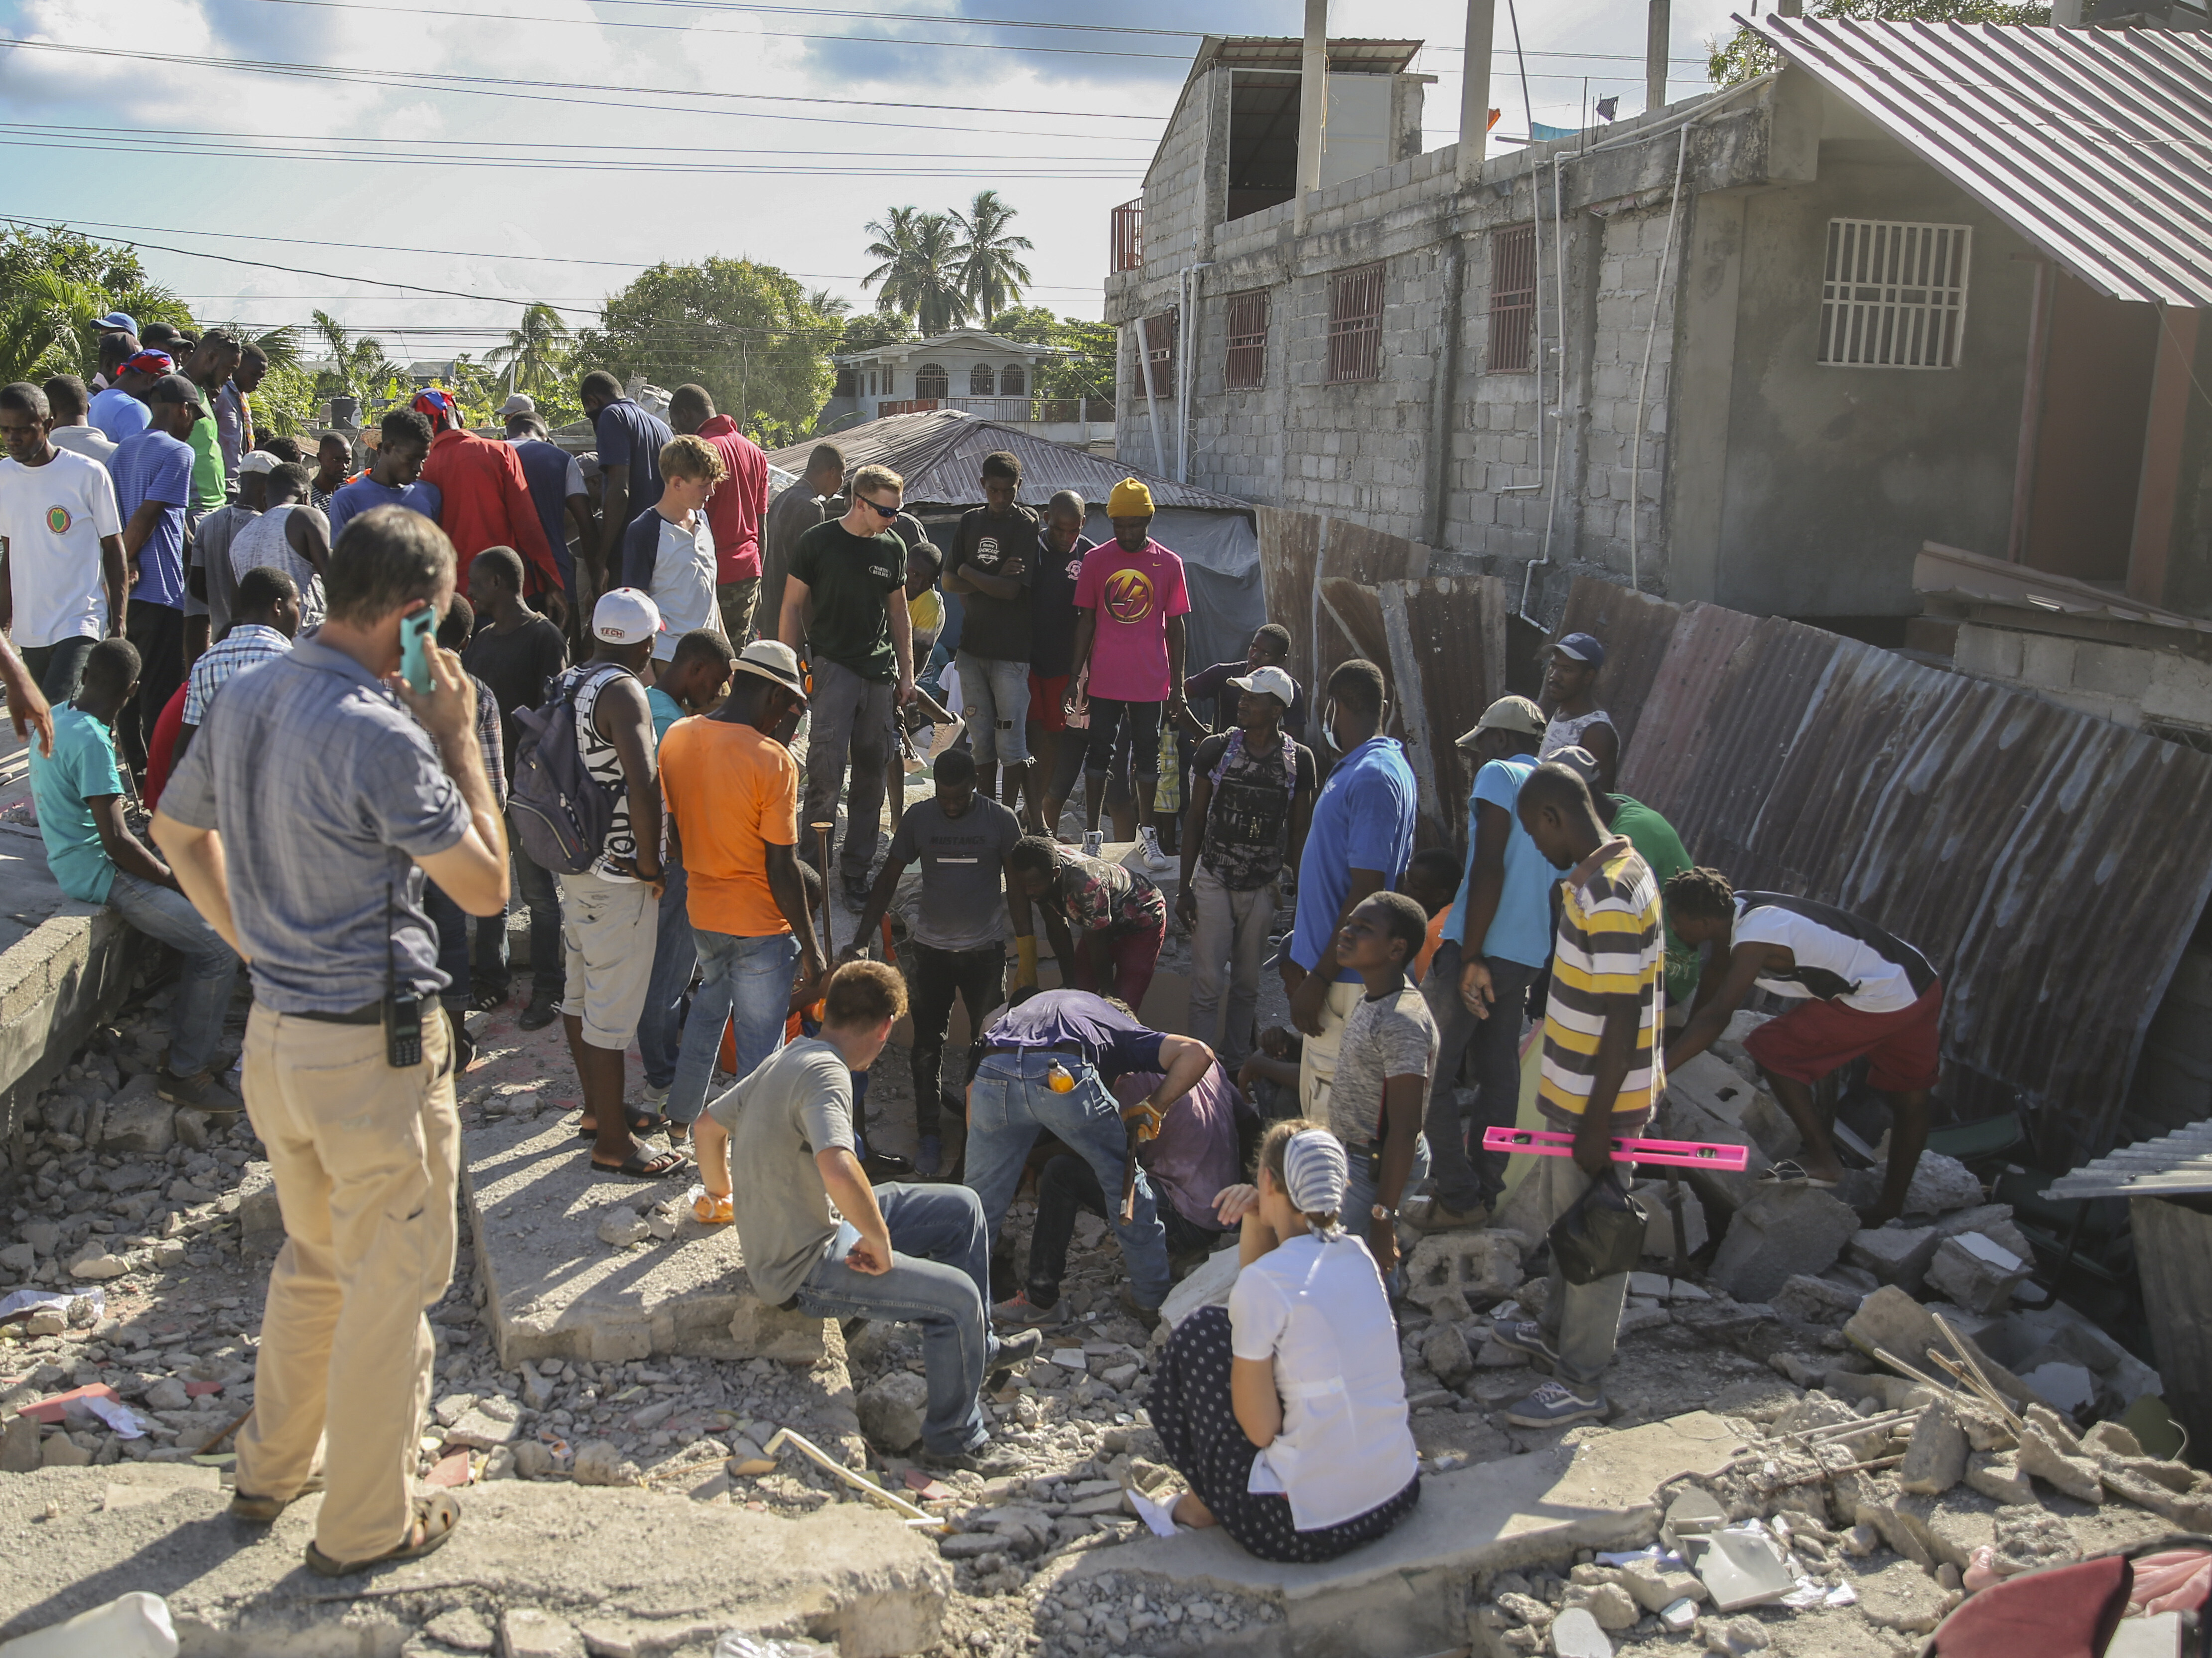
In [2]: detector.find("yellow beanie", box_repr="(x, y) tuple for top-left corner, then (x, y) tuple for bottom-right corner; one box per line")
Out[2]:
(1108, 477), (1154, 518)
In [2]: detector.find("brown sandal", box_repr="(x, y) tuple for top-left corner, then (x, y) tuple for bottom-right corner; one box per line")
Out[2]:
(304, 1491), (460, 1576)
(228, 1471), (324, 1523)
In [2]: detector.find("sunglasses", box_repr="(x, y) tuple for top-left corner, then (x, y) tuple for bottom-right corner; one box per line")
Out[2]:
(861, 496), (900, 519)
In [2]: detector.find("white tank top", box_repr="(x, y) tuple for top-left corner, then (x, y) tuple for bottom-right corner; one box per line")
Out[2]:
(1540, 708), (1616, 760)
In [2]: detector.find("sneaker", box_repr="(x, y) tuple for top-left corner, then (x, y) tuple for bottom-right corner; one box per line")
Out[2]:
(1081, 830), (1105, 859)
(987, 1327), (1044, 1388)
(1505, 1378), (1609, 1428)
(1136, 824), (1173, 873)
(636, 1082), (670, 1111)
(517, 990), (560, 1032)
(914, 1133), (942, 1179)
(917, 1439), (1029, 1478)
(992, 1291), (1070, 1330)
(157, 1068), (242, 1117)
(1404, 1195), (1492, 1234)
(1489, 1319), (1561, 1368)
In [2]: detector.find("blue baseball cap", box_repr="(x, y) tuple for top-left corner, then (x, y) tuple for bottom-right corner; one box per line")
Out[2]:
(96, 311), (137, 335)
(1549, 631), (1606, 670)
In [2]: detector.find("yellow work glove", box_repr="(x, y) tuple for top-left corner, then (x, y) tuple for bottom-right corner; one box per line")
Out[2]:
(1014, 936), (1039, 989)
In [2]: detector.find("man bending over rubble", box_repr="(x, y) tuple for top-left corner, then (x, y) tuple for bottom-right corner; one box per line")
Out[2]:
(1661, 867), (1942, 1227)
(692, 960), (1044, 1475)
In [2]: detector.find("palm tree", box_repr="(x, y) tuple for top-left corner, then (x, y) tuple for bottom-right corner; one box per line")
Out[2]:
(807, 286), (852, 321)
(216, 322), (302, 369)
(951, 190), (1034, 321)
(309, 309), (393, 402)
(862, 207), (970, 337)
(0, 271), (110, 384)
(485, 302), (573, 398)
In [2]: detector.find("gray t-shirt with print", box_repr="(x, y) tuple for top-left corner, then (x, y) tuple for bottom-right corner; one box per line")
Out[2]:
(1326, 983), (1440, 1148)
(889, 795), (1022, 951)
(709, 1037), (856, 1305)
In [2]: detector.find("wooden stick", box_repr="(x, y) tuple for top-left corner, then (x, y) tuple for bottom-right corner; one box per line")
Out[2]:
(1932, 1311), (2026, 1429)
(761, 1427), (944, 1529)
(810, 821), (835, 961)
(1872, 1346), (1960, 1398)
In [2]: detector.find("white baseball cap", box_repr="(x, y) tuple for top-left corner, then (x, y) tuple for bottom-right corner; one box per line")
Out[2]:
(498, 393), (537, 418)
(592, 587), (664, 644)
(238, 451), (278, 476)
(1228, 665), (1297, 708)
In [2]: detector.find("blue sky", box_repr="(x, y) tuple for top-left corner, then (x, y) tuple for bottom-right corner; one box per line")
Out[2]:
(0, 0), (1743, 358)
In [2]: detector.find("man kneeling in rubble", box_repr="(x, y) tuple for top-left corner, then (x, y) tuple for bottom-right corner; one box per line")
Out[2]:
(692, 960), (1044, 1475)
(1660, 867), (1943, 1227)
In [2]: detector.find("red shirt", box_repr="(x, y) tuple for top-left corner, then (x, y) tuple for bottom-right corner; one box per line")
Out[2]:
(143, 680), (189, 811)
(419, 429), (560, 593)
(693, 414), (769, 584)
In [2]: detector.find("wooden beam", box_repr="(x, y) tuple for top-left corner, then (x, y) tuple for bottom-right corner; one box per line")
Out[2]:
(2127, 303), (2201, 606)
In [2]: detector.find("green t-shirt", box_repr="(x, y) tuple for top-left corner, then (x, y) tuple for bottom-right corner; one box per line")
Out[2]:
(789, 519), (903, 683)
(28, 705), (125, 905)
(186, 412), (227, 513)
(1610, 793), (1698, 1002)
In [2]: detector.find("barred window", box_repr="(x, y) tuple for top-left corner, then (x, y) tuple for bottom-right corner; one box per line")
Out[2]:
(1327, 263), (1384, 384)
(833, 367), (857, 398)
(1142, 311), (1179, 398)
(1489, 223), (1536, 373)
(999, 364), (1025, 396)
(970, 363), (996, 395)
(915, 363), (949, 400)
(1224, 290), (1270, 390)
(1819, 219), (1971, 369)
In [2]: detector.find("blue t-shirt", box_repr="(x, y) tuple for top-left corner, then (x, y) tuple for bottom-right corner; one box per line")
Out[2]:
(326, 476), (442, 547)
(1290, 737), (1417, 981)
(981, 988), (1167, 1083)
(647, 684), (684, 747)
(88, 387), (150, 444)
(28, 705), (125, 905)
(109, 429), (194, 610)
(594, 399), (673, 526)
(1443, 754), (1553, 969)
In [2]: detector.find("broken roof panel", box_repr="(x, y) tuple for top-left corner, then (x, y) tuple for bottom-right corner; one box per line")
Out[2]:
(1755, 16), (2212, 307)
(2049, 1118), (2212, 1198)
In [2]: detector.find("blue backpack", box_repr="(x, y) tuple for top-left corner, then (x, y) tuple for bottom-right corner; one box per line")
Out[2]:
(507, 665), (624, 875)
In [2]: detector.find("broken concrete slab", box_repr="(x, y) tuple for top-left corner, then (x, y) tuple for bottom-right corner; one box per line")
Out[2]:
(1925, 1233), (2030, 1315)
(1897, 1401), (1968, 1495)
(1654, 1056), (1776, 1215)
(95, 1074), (171, 1156)
(463, 1110), (829, 1365)
(1965, 1451), (2035, 1505)
(1846, 1224), (1940, 1291)
(0, 1468), (951, 1658)
(1850, 1559), (1950, 1634)
(1059, 1412), (1740, 1658)
(1630, 1182), (1709, 1259)
(1707, 1186), (1858, 1304)
(1903, 1154), (1984, 1217)
(1843, 1287), (2050, 1414)
(1402, 1231), (1523, 1321)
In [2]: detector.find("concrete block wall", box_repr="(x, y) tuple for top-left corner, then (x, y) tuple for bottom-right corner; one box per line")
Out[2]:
(1950, 621), (2212, 735)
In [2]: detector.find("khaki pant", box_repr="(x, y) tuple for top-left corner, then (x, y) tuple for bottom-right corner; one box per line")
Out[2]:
(1296, 977), (1367, 1126)
(235, 1005), (459, 1564)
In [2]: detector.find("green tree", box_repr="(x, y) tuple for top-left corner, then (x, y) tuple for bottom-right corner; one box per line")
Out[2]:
(248, 360), (318, 440)
(486, 302), (575, 403)
(981, 308), (1114, 403)
(862, 207), (970, 336)
(981, 304), (1058, 345)
(575, 258), (841, 447)
(309, 309), (396, 405)
(837, 311), (914, 354)
(951, 190), (1034, 321)
(0, 225), (195, 382)
(1708, 0), (2048, 83)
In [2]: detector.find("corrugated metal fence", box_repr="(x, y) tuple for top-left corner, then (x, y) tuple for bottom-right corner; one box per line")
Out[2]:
(1560, 576), (2212, 1163)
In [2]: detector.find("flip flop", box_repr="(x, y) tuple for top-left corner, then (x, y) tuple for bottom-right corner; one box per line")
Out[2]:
(229, 1472), (325, 1523)
(590, 1148), (688, 1180)
(1757, 1158), (1840, 1191)
(304, 1492), (460, 1577)
(625, 1108), (669, 1138)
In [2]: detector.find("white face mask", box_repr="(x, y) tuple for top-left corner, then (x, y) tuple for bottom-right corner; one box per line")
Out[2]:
(1321, 699), (1341, 753)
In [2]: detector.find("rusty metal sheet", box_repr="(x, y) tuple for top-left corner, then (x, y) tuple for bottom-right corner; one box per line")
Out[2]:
(1382, 574), (1510, 851)
(1322, 519), (1431, 587)
(1554, 576), (1687, 755)
(1257, 505), (1323, 698)
(1613, 585), (2212, 1161)
(1317, 577), (1388, 686)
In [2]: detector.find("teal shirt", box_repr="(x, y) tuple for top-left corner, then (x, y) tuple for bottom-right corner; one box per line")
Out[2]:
(29, 706), (125, 904)
(647, 685), (684, 749)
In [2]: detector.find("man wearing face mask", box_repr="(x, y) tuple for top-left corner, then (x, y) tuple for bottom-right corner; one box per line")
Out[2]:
(1281, 659), (1417, 1124)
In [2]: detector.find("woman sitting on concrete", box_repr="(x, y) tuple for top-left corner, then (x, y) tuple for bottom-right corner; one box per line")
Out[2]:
(1146, 1121), (1420, 1562)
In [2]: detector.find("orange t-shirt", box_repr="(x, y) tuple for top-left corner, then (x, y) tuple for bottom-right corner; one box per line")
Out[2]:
(1413, 908), (1447, 984)
(659, 717), (799, 937)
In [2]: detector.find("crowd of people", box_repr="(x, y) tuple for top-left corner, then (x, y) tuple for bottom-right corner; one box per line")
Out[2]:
(0, 314), (1954, 1578)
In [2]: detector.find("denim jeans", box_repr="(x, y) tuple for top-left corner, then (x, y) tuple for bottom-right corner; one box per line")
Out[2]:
(109, 872), (239, 1077)
(795, 1183), (1003, 1455)
(638, 862), (696, 1092)
(1025, 1153), (1226, 1304)
(424, 880), (471, 1011)
(1533, 1153), (1639, 1391)
(906, 942), (1002, 1138)
(669, 928), (799, 1124)
(957, 652), (1032, 765)
(1421, 941), (1539, 1212)
(20, 636), (96, 704)
(965, 1049), (1172, 1309)
(1344, 1130), (1431, 1298)
(510, 807), (563, 1004)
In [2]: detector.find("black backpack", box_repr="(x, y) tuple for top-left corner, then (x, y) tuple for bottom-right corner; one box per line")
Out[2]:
(508, 665), (625, 875)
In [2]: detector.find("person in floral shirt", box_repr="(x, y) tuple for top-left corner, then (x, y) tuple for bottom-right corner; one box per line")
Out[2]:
(1007, 836), (1167, 1009)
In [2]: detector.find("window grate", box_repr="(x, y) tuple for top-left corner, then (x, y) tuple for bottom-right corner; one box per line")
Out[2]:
(1142, 311), (1179, 398)
(999, 364), (1025, 396)
(915, 363), (949, 401)
(1819, 219), (1972, 369)
(1489, 223), (1536, 373)
(1327, 263), (1385, 384)
(1225, 289), (1270, 390)
(969, 363), (996, 395)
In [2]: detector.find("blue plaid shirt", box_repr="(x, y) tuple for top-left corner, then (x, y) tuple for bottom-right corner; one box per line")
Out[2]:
(181, 623), (292, 726)
(158, 638), (473, 1012)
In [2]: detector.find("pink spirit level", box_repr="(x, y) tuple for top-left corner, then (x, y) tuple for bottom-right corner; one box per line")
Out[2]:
(1482, 1127), (1750, 1172)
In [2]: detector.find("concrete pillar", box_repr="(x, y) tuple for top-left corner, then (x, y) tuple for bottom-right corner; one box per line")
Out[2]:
(1456, 0), (1497, 189)
(1294, 0), (1327, 233)
(1646, 0), (1670, 113)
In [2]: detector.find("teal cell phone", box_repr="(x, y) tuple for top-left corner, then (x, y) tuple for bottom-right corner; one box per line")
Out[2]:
(400, 608), (435, 695)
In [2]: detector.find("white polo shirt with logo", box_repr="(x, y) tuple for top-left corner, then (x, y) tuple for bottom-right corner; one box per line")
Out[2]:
(0, 448), (123, 646)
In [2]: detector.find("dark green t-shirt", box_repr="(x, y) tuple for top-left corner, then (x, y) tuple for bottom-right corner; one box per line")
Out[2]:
(790, 518), (904, 682)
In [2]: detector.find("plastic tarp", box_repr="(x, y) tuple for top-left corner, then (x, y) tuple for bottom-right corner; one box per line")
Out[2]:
(1082, 507), (1266, 680)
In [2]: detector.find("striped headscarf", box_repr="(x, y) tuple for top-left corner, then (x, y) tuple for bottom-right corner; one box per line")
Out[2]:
(1282, 1130), (1349, 1238)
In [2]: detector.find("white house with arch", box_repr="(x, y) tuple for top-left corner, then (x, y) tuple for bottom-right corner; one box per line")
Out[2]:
(819, 328), (1111, 447)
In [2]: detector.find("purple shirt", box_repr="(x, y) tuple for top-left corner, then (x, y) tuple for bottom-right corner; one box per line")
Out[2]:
(1112, 1064), (1253, 1232)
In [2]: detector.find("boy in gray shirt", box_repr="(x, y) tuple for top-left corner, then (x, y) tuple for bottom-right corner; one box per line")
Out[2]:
(692, 960), (1040, 1472)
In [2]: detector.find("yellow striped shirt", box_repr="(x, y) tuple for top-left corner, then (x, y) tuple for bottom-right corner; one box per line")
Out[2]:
(1537, 839), (1664, 1127)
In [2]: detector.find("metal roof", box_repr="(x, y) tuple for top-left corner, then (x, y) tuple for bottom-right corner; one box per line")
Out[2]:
(2049, 1117), (2212, 1197)
(765, 410), (1254, 515)
(1754, 16), (2212, 307)
(1916, 539), (2212, 639)
(1558, 575), (2212, 1164)
(1191, 36), (1426, 77)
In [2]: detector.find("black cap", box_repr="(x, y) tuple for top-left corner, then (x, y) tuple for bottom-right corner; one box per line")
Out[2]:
(145, 374), (204, 413)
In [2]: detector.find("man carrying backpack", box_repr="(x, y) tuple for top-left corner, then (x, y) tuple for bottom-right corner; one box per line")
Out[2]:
(1176, 664), (1314, 1071)
(511, 588), (675, 1179)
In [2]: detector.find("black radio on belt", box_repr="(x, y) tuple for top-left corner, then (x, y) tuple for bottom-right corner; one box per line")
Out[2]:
(385, 887), (423, 1068)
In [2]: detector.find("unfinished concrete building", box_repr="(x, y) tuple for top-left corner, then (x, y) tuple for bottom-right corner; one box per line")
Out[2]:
(1103, 14), (2212, 635)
